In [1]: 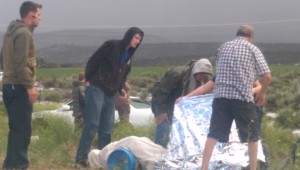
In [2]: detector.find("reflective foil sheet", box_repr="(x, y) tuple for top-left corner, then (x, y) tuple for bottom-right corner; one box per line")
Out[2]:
(155, 94), (265, 170)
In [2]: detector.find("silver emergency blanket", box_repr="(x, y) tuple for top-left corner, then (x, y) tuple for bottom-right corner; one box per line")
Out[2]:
(155, 94), (265, 170)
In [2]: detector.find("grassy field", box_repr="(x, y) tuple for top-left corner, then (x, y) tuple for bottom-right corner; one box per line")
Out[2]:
(1, 65), (299, 169)
(269, 65), (300, 74)
(36, 68), (84, 79)
(36, 67), (168, 79)
(37, 66), (168, 78)
(36, 65), (300, 78)
(0, 102), (155, 169)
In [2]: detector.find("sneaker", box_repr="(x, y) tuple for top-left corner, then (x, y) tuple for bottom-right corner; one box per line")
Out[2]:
(75, 160), (89, 169)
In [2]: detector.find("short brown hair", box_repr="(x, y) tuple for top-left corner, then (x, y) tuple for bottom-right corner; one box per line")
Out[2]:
(20, 1), (42, 19)
(236, 24), (254, 38)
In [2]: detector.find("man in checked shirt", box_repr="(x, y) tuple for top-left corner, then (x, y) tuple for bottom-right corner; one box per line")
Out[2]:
(201, 24), (272, 170)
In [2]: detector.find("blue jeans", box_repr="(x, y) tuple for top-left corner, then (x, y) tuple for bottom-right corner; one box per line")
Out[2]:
(2, 84), (32, 170)
(152, 104), (172, 148)
(76, 85), (115, 162)
(155, 120), (171, 148)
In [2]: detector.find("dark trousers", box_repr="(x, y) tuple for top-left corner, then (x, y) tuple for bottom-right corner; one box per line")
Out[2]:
(2, 84), (32, 170)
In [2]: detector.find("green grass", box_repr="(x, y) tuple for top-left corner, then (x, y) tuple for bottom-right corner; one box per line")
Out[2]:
(112, 121), (156, 141)
(261, 116), (300, 169)
(30, 115), (76, 168)
(269, 65), (300, 75)
(0, 102), (7, 116)
(33, 102), (60, 112)
(0, 114), (8, 162)
(36, 66), (168, 79)
(0, 99), (156, 169)
(1, 65), (300, 169)
(36, 67), (84, 79)
(130, 66), (167, 77)
(36, 65), (300, 79)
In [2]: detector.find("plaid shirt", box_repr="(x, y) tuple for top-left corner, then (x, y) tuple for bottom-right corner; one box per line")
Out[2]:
(213, 37), (270, 102)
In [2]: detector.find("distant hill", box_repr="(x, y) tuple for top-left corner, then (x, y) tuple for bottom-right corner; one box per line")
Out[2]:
(34, 29), (170, 49)
(36, 42), (300, 67)
(0, 28), (170, 49)
(36, 42), (223, 67)
(1, 29), (300, 66)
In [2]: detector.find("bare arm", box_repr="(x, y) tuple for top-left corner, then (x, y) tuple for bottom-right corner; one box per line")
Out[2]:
(175, 80), (215, 103)
(116, 89), (130, 105)
(27, 87), (38, 103)
(252, 80), (261, 94)
(255, 72), (272, 106)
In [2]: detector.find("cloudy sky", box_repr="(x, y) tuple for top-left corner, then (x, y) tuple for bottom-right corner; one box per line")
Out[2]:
(0, 0), (300, 43)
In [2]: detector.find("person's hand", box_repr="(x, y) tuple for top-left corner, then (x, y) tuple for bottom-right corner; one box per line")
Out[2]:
(175, 97), (183, 104)
(120, 89), (126, 97)
(254, 91), (265, 107)
(27, 87), (38, 103)
(117, 89), (129, 105)
(85, 81), (90, 86)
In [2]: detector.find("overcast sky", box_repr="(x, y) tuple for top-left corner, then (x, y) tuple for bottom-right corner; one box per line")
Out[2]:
(0, 0), (300, 43)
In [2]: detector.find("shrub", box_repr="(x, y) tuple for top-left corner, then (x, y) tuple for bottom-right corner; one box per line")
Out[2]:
(33, 102), (59, 112)
(290, 79), (300, 110)
(30, 115), (76, 166)
(41, 90), (63, 102)
(43, 77), (59, 88)
(129, 76), (155, 89)
(275, 108), (300, 129)
(261, 115), (298, 169)
(42, 76), (74, 89)
(112, 121), (155, 141)
(266, 72), (300, 112)
(129, 72), (161, 89)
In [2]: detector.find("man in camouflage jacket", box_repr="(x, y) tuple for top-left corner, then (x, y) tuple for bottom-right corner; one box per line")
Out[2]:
(151, 58), (213, 148)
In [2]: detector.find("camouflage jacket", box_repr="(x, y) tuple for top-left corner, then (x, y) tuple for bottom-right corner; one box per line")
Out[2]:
(151, 61), (195, 115)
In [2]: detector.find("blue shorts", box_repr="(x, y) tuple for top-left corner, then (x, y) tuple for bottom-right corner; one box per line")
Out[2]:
(208, 98), (260, 143)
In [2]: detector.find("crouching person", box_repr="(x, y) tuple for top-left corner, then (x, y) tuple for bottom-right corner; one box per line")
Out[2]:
(151, 58), (213, 148)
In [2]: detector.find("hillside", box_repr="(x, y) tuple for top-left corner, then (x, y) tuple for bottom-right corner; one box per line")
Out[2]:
(1, 29), (300, 67)
(37, 42), (300, 67)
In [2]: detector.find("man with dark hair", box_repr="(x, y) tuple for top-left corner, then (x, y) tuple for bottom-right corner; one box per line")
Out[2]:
(201, 24), (271, 170)
(75, 27), (144, 168)
(0, 1), (42, 169)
